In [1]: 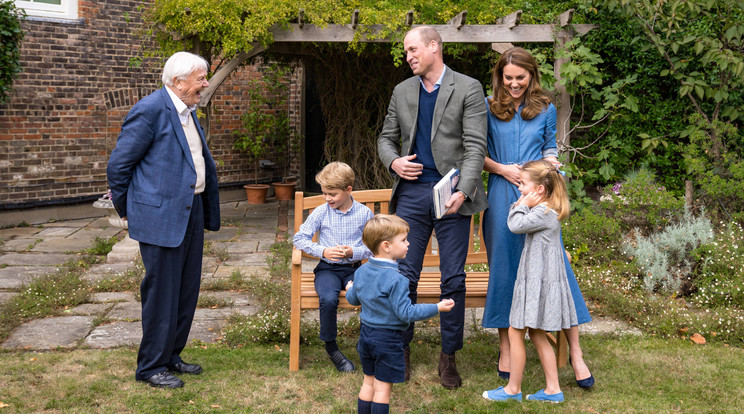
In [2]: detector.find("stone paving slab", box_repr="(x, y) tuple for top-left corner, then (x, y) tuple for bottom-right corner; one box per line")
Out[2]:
(31, 238), (95, 253)
(90, 292), (137, 303)
(108, 302), (142, 321)
(0, 292), (15, 304)
(199, 291), (258, 307)
(0, 252), (72, 266)
(0, 266), (50, 289)
(41, 218), (95, 228)
(1, 238), (42, 252)
(66, 227), (123, 240)
(212, 241), (259, 254)
(36, 227), (78, 237)
(188, 318), (225, 343)
(84, 262), (138, 282)
(210, 265), (248, 279)
(223, 252), (270, 267)
(3, 316), (95, 350)
(65, 303), (113, 316)
(0, 227), (42, 238)
(85, 321), (141, 348)
(86, 217), (114, 228)
(205, 227), (239, 241)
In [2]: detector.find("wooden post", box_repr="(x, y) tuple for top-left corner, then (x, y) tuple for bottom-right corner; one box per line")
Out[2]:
(553, 9), (575, 151)
(685, 180), (694, 208)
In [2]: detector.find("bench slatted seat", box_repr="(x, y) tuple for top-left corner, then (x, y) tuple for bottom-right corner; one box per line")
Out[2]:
(289, 189), (566, 371)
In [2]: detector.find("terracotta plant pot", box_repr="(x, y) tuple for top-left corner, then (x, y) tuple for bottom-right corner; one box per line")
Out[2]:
(243, 184), (269, 204)
(272, 181), (297, 200)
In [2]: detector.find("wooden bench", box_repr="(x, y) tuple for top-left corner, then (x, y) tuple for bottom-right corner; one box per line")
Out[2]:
(289, 189), (566, 371)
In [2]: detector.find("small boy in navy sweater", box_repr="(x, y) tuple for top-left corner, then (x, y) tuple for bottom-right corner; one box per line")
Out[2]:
(346, 214), (454, 414)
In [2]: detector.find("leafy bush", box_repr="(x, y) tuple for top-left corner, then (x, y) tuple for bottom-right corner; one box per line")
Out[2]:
(690, 222), (744, 310)
(579, 261), (744, 347)
(562, 205), (623, 265)
(599, 167), (684, 234)
(682, 115), (744, 224)
(0, 1), (25, 104)
(622, 211), (713, 294)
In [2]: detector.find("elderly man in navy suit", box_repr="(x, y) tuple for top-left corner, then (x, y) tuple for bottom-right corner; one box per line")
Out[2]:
(378, 26), (488, 389)
(107, 52), (221, 389)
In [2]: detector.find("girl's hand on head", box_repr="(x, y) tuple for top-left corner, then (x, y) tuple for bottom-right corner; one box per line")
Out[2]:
(523, 192), (542, 208)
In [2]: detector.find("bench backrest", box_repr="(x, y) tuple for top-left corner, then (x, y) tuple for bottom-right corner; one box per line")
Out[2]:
(294, 189), (486, 267)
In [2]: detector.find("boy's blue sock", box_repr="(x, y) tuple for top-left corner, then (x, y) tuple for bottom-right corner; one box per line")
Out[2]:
(357, 398), (372, 414)
(325, 340), (339, 354)
(371, 402), (389, 414)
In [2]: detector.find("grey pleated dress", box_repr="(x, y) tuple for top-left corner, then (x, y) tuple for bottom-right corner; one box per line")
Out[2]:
(506, 203), (577, 331)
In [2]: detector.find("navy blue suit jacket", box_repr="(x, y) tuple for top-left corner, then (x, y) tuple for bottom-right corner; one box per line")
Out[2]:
(107, 87), (220, 248)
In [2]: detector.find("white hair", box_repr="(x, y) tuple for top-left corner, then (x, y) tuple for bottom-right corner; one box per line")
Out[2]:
(161, 52), (209, 86)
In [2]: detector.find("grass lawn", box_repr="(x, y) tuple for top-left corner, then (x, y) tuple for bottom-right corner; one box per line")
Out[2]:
(1, 333), (742, 413)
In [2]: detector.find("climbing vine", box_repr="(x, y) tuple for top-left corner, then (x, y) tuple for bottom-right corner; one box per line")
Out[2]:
(0, 0), (25, 104)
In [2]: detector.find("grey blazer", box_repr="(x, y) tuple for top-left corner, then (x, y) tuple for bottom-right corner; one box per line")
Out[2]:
(378, 66), (488, 215)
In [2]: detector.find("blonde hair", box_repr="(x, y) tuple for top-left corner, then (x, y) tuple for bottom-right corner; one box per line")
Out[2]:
(488, 47), (550, 122)
(315, 161), (354, 190)
(362, 214), (410, 255)
(521, 160), (570, 220)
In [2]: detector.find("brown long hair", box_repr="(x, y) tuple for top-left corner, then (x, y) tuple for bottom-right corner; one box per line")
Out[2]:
(488, 47), (550, 122)
(521, 160), (570, 220)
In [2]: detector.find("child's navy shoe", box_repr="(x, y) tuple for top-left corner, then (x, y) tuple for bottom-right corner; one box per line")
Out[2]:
(526, 389), (564, 403)
(482, 386), (522, 402)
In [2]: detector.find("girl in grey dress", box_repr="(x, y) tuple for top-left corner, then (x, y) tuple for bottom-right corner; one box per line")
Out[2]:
(482, 159), (575, 404)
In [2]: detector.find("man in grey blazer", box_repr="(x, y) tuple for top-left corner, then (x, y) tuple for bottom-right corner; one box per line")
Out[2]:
(107, 52), (220, 389)
(378, 26), (488, 389)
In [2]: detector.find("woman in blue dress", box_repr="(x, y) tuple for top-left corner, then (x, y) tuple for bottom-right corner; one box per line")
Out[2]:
(481, 47), (594, 389)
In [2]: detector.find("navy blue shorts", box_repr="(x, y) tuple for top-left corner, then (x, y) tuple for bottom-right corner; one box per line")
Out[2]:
(357, 324), (405, 383)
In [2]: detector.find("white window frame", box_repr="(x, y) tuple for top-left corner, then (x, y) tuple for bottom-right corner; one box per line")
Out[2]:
(14, 0), (78, 20)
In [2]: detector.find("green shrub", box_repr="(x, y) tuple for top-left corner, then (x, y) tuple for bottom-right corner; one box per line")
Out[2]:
(86, 236), (119, 256)
(682, 115), (744, 224)
(690, 222), (744, 310)
(599, 167), (684, 234)
(562, 205), (623, 265)
(622, 210), (713, 294)
(578, 261), (744, 346)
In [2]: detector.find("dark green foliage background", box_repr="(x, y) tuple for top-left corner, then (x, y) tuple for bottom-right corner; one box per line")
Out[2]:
(0, 0), (25, 104)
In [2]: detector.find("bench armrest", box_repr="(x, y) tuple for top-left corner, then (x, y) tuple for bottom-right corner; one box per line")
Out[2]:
(292, 248), (302, 266)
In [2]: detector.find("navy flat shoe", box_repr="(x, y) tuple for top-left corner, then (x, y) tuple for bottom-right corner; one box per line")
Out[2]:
(569, 356), (595, 389)
(497, 351), (510, 380)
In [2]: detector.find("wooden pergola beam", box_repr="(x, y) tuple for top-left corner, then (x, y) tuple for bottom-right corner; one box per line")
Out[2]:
(272, 23), (593, 43)
(448, 11), (467, 30)
(495, 10), (522, 29)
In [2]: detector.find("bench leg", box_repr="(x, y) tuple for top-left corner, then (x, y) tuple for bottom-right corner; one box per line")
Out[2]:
(556, 330), (568, 368)
(546, 331), (568, 368)
(290, 307), (300, 371)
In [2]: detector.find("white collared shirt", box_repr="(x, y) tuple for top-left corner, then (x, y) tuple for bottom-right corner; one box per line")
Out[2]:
(418, 65), (447, 92)
(165, 85), (197, 126)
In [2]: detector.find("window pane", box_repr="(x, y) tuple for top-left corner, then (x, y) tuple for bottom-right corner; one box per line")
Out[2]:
(33, 0), (62, 4)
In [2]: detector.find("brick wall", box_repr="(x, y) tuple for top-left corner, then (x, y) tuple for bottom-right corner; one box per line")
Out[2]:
(0, 0), (301, 210)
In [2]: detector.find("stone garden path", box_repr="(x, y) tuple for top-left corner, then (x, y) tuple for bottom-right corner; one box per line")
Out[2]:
(0, 198), (639, 351)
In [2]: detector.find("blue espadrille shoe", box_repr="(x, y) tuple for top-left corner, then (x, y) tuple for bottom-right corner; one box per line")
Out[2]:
(482, 386), (522, 402)
(526, 389), (564, 403)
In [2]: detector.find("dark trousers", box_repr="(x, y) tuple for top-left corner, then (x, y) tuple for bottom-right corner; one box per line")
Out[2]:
(395, 180), (470, 354)
(135, 194), (204, 381)
(314, 260), (358, 342)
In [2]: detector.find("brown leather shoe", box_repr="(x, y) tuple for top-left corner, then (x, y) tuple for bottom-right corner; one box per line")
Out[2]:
(404, 347), (411, 381)
(438, 351), (462, 389)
